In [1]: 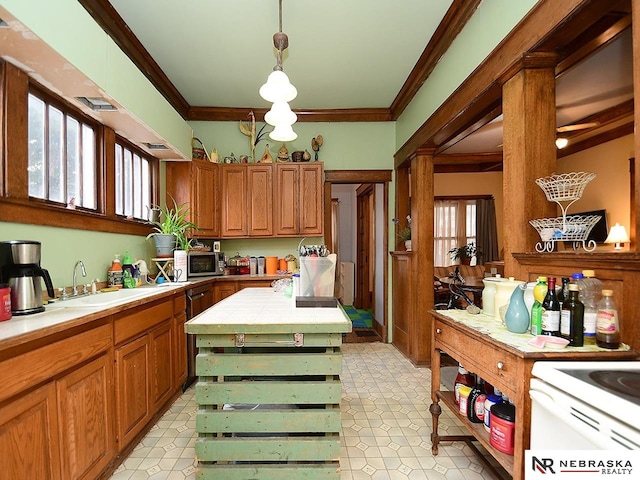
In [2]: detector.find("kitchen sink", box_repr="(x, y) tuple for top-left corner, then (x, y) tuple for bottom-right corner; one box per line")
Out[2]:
(46, 287), (160, 309)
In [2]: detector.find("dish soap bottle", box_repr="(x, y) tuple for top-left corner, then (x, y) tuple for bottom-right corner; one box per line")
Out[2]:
(107, 254), (123, 289)
(122, 251), (136, 289)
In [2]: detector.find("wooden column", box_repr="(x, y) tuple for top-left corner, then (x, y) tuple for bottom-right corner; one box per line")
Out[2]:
(395, 166), (410, 250)
(632, 0), (640, 248)
(502, 53), (558, 277)
(410, 148), (435, 365)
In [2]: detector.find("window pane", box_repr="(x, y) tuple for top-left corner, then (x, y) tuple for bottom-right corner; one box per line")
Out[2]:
(48, 106), (64, 203)
(123, 149), (133, 217)
(27, 94), (46, 199)
(115, 145), (123, 215)
(133, 153), (142, 219)
(66, 117), (80, 206)
(141, 158), (150, 220)
(82, 125), (96, 209)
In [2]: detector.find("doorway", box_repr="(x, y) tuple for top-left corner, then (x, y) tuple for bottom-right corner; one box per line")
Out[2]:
(324, 170), (392, 342)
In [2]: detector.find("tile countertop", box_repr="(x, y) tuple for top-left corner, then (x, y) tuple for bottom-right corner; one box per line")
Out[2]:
(0, 283), (187, 350)
(186, 288), (353, 335)
(0, 274), (291, 351)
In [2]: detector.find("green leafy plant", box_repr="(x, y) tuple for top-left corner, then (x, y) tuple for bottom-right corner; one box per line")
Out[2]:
(147, 198), (198, 252)
(448, 242), (481, 263)
(393, 215), (411, 241)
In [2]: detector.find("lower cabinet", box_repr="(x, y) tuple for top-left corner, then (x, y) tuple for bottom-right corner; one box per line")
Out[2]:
(213, 281), (238, 303)
(0, 352), (114, 480)
(151, 320), (174, 410)
(57, 354), (114, 480)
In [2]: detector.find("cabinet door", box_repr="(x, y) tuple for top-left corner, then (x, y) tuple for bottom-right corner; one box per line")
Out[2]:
(274, 163), (299, 235)
(214, 281), (238, 303)
(115, 335), (150, 449)
(57, 354), (114, 480)
(0, 383), (61, 480)
(220, 165), (247, 237)
(193, 162), (219, 237)
(299, 163), (323, 235)
(391, 253), (413, 360)
(173, 312), (188, 389)
(150, 320), (174, 410)
(247, 164), (273, 236)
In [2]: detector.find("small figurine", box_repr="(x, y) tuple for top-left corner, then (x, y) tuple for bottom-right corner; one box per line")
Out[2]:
(260, 144), (273, 163)
(302, 149), (311, 161)
(239, 111), (256, 161)
(311, 135), (323, 161)
(277, 143), (290, 162)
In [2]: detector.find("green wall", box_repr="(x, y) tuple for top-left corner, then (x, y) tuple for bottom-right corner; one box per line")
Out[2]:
(0, 222), (154, 289)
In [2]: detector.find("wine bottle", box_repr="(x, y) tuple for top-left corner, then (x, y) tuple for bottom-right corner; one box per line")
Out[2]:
(560, 283), (584, 346)
(541, 276), (560, 336)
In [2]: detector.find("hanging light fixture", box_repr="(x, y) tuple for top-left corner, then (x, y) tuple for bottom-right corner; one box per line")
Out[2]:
(259, 0), (297, 142)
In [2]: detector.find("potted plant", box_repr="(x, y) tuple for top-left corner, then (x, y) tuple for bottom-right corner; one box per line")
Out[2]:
(448, 242), (481, 265)
(393, 215), (412, 251)
(147, 198), (198, 257)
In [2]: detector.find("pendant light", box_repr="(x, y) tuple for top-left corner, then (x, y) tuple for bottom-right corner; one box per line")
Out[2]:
(259, 0), (297, 142)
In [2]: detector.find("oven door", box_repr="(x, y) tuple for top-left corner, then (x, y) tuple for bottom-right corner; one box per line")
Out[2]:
(530, 378), (640, 450)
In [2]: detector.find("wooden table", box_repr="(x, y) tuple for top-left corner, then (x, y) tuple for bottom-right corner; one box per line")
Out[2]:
(429, 309), (637, 480)
(185, 288), (352, 479)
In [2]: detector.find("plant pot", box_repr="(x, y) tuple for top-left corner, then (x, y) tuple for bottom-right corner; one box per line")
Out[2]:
(152, 234), (176, 258)
(405, 240), (412, 251)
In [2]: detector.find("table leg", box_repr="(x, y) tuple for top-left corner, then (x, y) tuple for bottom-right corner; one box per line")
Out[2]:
(429, 402), (442, 455)
(430, 348), (442, 455)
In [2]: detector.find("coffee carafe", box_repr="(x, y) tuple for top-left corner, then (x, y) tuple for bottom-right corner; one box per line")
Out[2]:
(0, 240), (55, 315)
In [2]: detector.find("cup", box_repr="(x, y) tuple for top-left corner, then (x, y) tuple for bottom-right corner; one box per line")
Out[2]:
(266, 256), (278, 275)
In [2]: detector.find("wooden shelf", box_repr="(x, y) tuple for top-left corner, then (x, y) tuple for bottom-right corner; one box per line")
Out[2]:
(436, 390), (514, 475)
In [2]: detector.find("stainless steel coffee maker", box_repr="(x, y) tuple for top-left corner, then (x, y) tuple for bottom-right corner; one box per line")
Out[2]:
(0, 240), (55, 315)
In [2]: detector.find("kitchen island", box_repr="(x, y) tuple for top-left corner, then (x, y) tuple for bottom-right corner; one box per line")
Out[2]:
(185, 288), (352, 479)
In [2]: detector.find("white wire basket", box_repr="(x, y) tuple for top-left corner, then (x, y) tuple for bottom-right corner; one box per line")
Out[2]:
(529, 214), (601, 252)
(535, 172), (596, 202)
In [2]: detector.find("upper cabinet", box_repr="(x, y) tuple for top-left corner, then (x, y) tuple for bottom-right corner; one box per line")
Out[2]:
(167, 162), (323, 239)
(166, 161), (220, 238)
(275, 163), (323, 236)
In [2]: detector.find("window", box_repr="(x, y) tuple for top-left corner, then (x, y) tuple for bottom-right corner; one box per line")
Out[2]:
(27, 92), (97, 209)
(434, 199), (477, 266)
(115, 139), (153, 221)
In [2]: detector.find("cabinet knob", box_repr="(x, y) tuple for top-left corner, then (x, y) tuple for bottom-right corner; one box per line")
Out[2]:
(436, 328), (442, 334)
(497, 361), (504, 370)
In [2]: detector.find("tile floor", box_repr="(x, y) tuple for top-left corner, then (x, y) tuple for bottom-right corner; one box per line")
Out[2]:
(110, 342), (501, 480)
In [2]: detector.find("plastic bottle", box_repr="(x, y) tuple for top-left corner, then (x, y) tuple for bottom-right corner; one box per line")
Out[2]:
(454, 364), (475, 406)
(468, 383), (487, 424)
(560, 284), (584, 346)
(107, 254), (123, 289)
(483, 391), (502, 432)
(596, 289), (620, 349)
(541, 277), (560, 336)
(122, 251), (136, 288)
(530, 277), (547, 336)
(581, 270), (602, 346)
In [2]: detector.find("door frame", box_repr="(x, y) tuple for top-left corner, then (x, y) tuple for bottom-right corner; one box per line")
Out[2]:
(324, 170), (392, 342)
(355, 183), (374, 311)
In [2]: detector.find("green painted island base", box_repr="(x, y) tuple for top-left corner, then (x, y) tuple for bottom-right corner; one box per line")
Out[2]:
(186, 288), (352, 479)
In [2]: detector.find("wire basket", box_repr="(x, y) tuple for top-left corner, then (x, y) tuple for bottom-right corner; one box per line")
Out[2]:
(529, 214), (601, 252)
(535, 172), (596, 202)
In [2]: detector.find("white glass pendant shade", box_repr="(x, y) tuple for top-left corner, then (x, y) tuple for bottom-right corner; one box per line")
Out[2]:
(269, 123), (298, 142)
(259, 70), (297, 103)
(264, 102), (297, 126)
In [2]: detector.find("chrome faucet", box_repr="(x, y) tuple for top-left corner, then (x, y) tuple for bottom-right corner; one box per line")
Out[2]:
(73, 260), (87, 296)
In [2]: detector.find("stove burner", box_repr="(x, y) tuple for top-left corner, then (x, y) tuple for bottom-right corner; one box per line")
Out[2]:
(589, 370), (640, 403)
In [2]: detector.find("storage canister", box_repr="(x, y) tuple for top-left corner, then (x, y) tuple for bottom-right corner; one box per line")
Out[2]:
(0, 284), (11, 321)
(458, 385), (473, 417)
(483, 392), (502, 432)
(490, 402), (516, 455)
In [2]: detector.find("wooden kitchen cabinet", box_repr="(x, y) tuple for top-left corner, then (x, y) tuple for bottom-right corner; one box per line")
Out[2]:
(213, 281), (238, 303)
(247, 164), (273, 236)
(115, 335), (150, 448)
(173, 293), (188, 389)
(0, 383), (61, 480)
(220, 164), (247, 237)
(57, 353), (114, 480)
(113, 297), (176, 449)
(0, 324), (114, 480)
(166, 160), (220, 238)
(274, 162), (323, 236)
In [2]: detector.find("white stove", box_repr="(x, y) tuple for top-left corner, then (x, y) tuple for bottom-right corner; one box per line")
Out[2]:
(530, 361), (640, 450)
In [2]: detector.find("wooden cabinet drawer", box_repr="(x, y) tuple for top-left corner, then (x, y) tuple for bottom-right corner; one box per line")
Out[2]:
(114, 300), (173, 345)
(433, 318), (521, 399)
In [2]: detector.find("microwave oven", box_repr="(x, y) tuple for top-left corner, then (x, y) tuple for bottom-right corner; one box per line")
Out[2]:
(187, 251), (225, 277)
